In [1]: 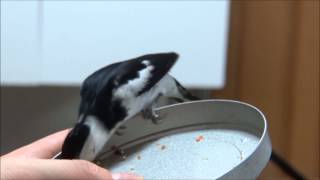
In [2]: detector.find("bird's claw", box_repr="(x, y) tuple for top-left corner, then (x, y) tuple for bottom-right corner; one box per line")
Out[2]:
(111, 146), (127, 160)
(152, 115), (162, 124)
(115, 130), (124, 136)
(115, 125), (127, 136)
(142, 108), (162, 124)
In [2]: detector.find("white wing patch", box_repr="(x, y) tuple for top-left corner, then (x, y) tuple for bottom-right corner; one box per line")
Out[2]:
(80, 115), (110, 161)
(142, 60), (150, 66)
(112, 61), (181, 123)
(113, 60), (154, 98)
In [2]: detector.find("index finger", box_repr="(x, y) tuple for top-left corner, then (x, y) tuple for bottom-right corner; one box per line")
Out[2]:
(2, 129), (70, 159)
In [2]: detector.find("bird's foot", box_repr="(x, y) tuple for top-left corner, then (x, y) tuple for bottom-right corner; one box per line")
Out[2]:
(142, 108), (162, 124)
(111, 146), (127, 160)
(115, 125), (126, 136)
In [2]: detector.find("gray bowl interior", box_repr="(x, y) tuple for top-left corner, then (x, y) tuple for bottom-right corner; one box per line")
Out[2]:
(98, 100), (272, 179)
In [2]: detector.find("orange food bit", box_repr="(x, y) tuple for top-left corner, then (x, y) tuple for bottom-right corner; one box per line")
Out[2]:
(196, 135), (204, 142)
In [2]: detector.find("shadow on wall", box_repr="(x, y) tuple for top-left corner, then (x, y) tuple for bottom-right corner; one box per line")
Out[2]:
(1, 86), (80, 154)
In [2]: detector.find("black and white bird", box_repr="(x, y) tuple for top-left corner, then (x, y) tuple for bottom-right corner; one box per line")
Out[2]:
(57, 52), (198, 161)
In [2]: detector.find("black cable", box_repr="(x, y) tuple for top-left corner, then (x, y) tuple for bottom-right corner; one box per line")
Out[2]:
(270, 151), (307, 180)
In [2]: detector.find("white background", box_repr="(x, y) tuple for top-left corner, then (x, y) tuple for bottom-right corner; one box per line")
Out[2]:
(1, 1), (230, 88)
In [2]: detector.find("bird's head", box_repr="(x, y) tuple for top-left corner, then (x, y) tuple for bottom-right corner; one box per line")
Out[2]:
(60, 115), (109, 161)
(60, 122), (90, 160)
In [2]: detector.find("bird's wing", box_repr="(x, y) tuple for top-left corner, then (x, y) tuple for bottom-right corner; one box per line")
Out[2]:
(77, 52), (178, 130)
(114, 52), (179, 96)
(79, 62), (122, 118)
(81, 62), (122, 99)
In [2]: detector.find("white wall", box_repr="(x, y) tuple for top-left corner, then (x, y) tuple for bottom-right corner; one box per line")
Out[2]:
(1, 1), (230, 88)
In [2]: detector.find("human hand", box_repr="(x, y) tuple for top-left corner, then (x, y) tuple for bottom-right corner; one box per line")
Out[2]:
(0, 129), (143, 180)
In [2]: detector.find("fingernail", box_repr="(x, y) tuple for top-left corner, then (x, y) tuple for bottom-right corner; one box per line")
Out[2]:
(112, 173), (143, 180)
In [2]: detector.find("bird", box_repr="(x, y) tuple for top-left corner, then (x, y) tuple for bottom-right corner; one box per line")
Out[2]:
(57, 52), (198, 161)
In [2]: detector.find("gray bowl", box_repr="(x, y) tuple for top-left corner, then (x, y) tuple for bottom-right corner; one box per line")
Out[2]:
(98, 99), (272, 179)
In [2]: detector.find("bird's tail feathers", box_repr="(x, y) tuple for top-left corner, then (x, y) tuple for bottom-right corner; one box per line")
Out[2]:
(173, 78), (200, 102)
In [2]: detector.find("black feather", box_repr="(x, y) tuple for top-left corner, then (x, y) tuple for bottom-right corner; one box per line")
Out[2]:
(173, 78), (200, 101)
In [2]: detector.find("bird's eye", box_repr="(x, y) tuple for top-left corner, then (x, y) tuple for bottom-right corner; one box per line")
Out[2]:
(114, 79), (119, 86)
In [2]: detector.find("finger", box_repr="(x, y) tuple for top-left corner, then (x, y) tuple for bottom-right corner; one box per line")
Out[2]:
(1, 158), (143, 180)
(112, 173), (144, 180)
(1, 158), (112, 179)
(3, 129), (70, 159)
